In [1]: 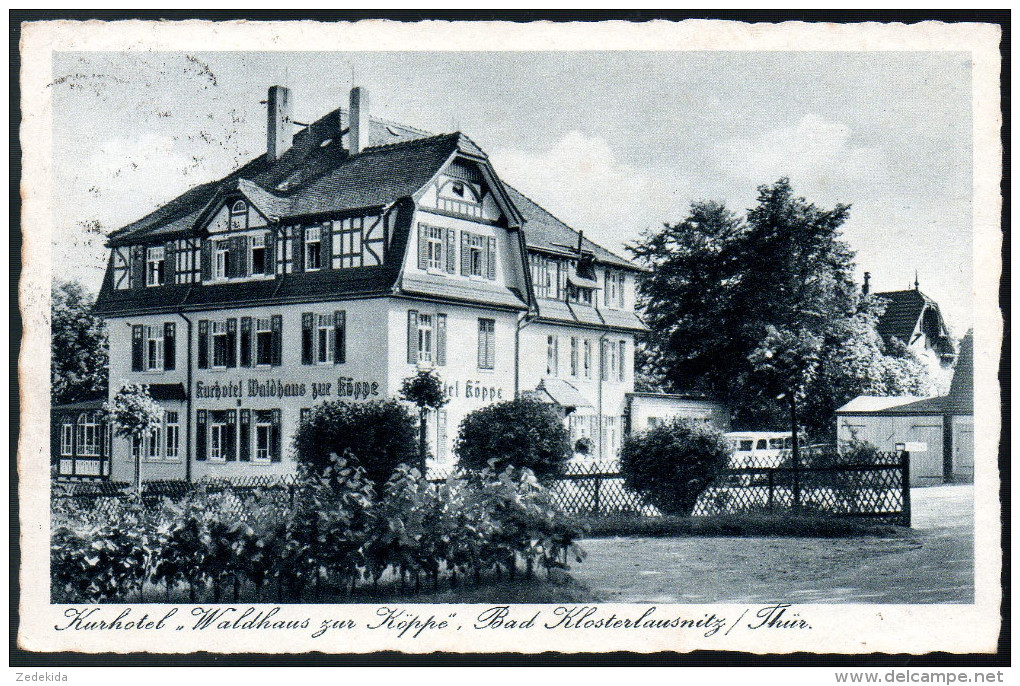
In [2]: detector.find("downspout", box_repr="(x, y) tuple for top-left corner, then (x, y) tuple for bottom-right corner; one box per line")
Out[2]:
(597, 331), (608, 460)
(176, 307), (194, 483)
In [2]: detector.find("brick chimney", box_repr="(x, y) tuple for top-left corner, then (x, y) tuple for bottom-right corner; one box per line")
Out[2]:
(266, 85), (293, 160)
(349, 86), (370, 155)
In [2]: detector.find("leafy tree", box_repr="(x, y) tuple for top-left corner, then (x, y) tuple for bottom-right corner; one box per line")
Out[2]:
(400, 369), (449, 475)
(51, 280), (108, 404)
(455, 397), (572, 482)
(104, 383), (165, 489)
(619, 417), (730, 515)
(292, 400), (418, 488)
(631, 178), (929, 441)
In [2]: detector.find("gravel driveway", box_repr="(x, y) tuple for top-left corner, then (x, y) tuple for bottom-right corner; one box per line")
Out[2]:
(572, 485), (973, 604)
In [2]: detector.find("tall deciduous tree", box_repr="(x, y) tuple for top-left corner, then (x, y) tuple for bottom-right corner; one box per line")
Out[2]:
(51, 280), (108, 404)
(631, 178), (931, 439)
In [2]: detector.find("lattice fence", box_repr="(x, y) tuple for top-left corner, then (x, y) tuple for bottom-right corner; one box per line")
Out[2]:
(51, 475), (300, 524)
(53, 454), (909, 525)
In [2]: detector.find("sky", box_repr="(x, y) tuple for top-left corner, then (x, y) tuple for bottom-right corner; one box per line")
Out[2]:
(50, 50), (974, 335)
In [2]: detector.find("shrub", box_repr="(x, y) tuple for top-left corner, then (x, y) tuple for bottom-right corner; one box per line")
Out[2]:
(455, 397), (572, 481)
(293, 399), (418, 487)
(619, 417), (730, 515)
(574, 436), (594, 456)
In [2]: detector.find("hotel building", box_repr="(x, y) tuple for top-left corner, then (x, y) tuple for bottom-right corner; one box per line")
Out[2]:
(90, 85), (654, 482)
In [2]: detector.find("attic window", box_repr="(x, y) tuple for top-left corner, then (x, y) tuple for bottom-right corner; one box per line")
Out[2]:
(319, 138), (333, 147)
(386, 125), (400, 136)
(451, 182), (465, 198)
(231, 200), (246, 215)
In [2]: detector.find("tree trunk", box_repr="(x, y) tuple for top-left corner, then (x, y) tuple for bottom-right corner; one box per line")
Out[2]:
(790, 394), (801, 508)
(419, 409), (428, 476)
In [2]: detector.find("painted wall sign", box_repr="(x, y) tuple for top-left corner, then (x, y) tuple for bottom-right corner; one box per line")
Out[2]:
(194, 378), (380, 401)
(444, 380), (505, 402)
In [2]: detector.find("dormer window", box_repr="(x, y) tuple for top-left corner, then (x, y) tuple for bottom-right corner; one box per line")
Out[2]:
(146, 246), (165, 287)
(214, 240), (231, 280)
(251, 233), (266, 274)
(229, 200), (246, 230)
(438, 179), (482, 218)
(305, 226), (322, 271)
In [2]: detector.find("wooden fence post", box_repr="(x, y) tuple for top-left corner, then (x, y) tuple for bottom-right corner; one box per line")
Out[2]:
(901, 450), (911, 527)
(593, 473), (601, 516)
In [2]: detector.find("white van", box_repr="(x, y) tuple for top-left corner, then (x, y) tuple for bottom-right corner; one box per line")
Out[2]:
(724, 431), (793, 469)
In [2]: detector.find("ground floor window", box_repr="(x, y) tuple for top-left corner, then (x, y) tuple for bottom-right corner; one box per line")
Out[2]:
(255, 410), (274, 463)
(77, 412), (100, 456)
(165, 412), (180, 460)
(60, 419), (73, 456)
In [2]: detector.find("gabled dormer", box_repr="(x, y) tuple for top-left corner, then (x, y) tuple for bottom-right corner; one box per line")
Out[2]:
(398, 144), (532, 311)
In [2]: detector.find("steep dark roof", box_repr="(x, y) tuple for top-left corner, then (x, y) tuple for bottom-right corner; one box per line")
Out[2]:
(874, 287), (955, 346)
(107, 110), (441, 247)
(502, 185), (643, 272)
(944, 330), (973, 414)
(106, 103), (643, 279)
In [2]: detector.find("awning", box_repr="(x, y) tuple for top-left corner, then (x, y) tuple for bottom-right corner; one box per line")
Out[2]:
(567, 273), (600, 289)
(146, 383), (188, 401)
(533, 378), (594, 412)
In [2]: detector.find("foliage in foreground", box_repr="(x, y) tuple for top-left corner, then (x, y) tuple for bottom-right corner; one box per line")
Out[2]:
(619, 417), (730, 516)
(50, 454), (585, 603)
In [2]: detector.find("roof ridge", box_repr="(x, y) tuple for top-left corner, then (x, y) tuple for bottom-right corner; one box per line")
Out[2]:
(358, 131), (461, 156)
(331, 106), (435, 137)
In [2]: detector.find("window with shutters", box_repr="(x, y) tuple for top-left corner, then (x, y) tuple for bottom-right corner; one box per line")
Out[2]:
(546, 335), (559, 376)
(208, 411), (229, 462)
(60, 419), (73, 456)
(418, 314), (434, 364)
(305, 226), (322, 271)
(316, 314), (332, 364)
(477, 318), (495, 370)
(250, 233), (267, 274)
(469, 238), (484, 277)
(212, 321), (229, 368)
(214, 240), (231, 280)
(570, 337), (578, 377)
(255, 318), (273, 366)
(145, 325), (164, 372)
(425, 225), (444, 271)
(146, 246), (165, 286)
(583, 339), (592, 379)
(165, 412), (179, 460)
(618, 340), (626, 382)
(254, 410), (273, 463)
